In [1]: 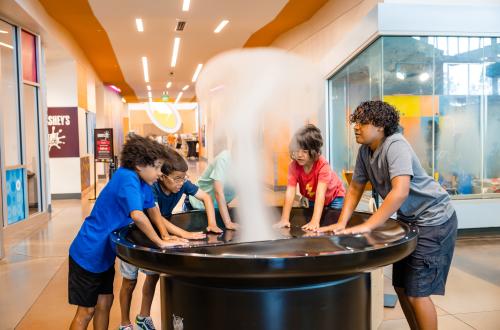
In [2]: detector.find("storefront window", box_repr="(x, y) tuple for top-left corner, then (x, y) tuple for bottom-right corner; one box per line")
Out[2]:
(0, 20), (21, 167)
(23, 84), (41, 214)
(328, 35), (500, 198)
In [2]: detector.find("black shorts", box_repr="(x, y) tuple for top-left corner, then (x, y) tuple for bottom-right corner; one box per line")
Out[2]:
(68, 256), (115, 307)
(393, 212), (458, 297)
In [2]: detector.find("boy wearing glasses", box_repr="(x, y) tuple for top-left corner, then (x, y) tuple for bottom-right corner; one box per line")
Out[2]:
(119, 147), (216, 330)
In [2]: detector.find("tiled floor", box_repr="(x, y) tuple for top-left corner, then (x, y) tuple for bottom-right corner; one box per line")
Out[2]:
(1, 160), (499, 329)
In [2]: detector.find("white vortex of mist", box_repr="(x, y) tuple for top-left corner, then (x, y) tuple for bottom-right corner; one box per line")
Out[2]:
(196, 48), (324, 242)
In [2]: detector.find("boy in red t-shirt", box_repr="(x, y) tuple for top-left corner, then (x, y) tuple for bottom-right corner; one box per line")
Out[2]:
(275, 124), (346, 231)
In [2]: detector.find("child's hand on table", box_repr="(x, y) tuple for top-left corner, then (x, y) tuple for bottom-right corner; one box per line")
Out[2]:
(302, 221), (320, 231)
(224, 222), (239, 230)
(206, 224), (223, 234)
(316, 223), (346, 234)
(273, 219), (290, 228)
(181, 231), (206, 240)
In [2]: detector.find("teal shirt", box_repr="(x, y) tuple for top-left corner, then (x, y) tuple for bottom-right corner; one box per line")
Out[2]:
(189, 150), (236, 209)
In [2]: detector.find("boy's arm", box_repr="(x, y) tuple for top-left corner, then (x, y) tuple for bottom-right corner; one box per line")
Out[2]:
(193, 189), (223, 233)
(302, 182), (327, 231)
(340, 175), (410, 234)
(145, 205), (169, 238)
(146, 206), (205, 240)
(214, 180), (238, 230)
(130, 210), (186, 248)
(318, 179), (366, 233)
(274, 185), (296, 228)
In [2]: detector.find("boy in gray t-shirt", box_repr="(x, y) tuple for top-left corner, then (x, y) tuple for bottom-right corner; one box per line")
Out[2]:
(319, 101), (457, 330)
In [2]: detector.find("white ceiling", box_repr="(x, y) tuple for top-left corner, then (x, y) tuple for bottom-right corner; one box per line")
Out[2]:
(88, 0), (288, 102)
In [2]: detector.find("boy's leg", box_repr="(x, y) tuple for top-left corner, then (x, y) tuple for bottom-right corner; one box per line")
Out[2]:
(393, 213), (457, 330)
(119, 261), (139, 326)
(407, 295), (438, 330)
(139, 273), (160, 317)
(93, 293), (114, 330)
(120, 277), (137, 325)
(93, 260), (116, 330)
(394, 287), (419, 330)
(70, 306), (95, 330)
(68, 257), (104, 329)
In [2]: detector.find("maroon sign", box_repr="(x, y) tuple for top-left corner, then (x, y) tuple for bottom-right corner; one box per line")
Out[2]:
(95, 128), (114, 161)
(48, 107), (79, 158)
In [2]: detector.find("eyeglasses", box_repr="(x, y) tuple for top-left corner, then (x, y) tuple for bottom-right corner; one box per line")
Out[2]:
(291, 149), (309, 157)
(160, 174), (187, 184)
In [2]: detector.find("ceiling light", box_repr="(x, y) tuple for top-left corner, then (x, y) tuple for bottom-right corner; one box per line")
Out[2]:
(142, 57), (149, 83)
(166, 81), (172, 89)
(419, 72), (430, 82)
(182, 0), (190, 11)
(147, 85), (151, 91)
(135, 18), (144, 32)
(175, 92), (183, 104)
(192, 64), (203, 82)
(148, 91), (152, 98)
(171, 37), (181, 67)
(214, 20), (229, 33)
(121, 97), (126, 103)
(0, 29), (8, 34)
(396, 72), (405, 80)
(109, 85), (121, 93)
(0, 42), (13, 49)
(182, 85), (189, 91)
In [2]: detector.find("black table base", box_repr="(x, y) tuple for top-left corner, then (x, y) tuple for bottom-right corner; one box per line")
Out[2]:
(160, 273), (371, 330)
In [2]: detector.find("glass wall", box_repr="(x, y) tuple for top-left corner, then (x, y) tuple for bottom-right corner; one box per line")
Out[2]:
(0, 20), (46, 226)
(328, 36), (500, 198)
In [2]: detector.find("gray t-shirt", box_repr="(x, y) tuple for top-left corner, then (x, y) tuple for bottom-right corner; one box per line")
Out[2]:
(352, 133), (454, 226)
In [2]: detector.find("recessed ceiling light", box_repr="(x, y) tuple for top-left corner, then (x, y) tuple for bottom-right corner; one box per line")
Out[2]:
(166, 81), (172, 89)
(419, 72), (430, 82)
(171, 37), (181, 67)
(142, 57), (149, 83)
(192, 64), (203, 82)
(109, 85), (121, 93)
(0, 42), (13, 49)
(135, 18), (144, 32)
(182, 85), (189, 91)
(175, 92), (183, 104)
(147, 85), (151, 91)
(182, 0), (190, 11)
(214, 20), (229, 33)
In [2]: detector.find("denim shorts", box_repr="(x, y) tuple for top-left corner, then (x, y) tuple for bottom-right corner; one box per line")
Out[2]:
(308, 197), (344, 210)
(120, 260), (157, 280)
(393, 212), (458, 297)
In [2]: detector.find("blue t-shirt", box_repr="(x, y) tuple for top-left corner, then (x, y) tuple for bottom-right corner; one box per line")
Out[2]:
(69, 167), (155, 273)
(151, 180), (199, 219)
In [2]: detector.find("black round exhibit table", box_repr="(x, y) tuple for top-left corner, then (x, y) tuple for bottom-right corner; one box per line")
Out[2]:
(111, 208), (417, 330)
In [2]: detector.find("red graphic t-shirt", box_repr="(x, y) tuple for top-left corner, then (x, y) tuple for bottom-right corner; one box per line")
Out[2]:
(288, 156), (345, 204)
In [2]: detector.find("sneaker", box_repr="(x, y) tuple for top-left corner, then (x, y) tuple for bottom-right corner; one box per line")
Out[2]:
(136, 315), (156, 330)
(118, 325), (134, 330)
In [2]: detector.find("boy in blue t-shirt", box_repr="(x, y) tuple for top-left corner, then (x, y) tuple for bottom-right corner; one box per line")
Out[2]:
(119, 148), (214, 330)
(68, 135), (186, 330)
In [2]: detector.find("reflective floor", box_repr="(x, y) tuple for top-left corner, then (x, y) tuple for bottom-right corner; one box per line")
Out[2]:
(1, 160), (499, 329)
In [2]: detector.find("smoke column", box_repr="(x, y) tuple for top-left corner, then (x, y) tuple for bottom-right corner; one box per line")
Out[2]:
(196, 48), (324, 241)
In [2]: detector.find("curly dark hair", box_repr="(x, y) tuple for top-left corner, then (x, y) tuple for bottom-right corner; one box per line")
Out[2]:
(350, 101), (400, 136)
(120, 134), (169, 169)
(161, 147), (188, 175)
(289, 124), (323, 160)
